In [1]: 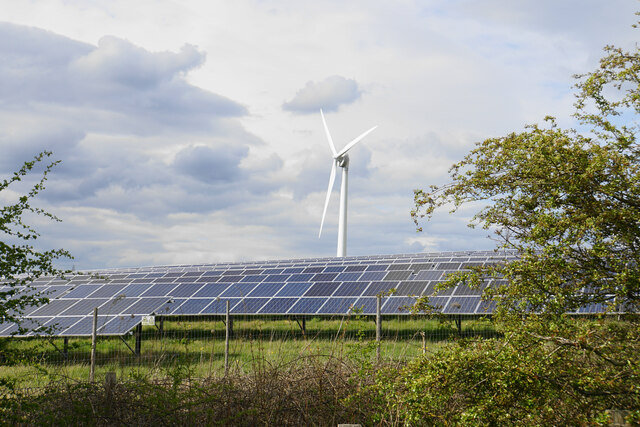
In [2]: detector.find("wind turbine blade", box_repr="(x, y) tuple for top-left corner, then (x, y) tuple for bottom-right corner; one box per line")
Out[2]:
(336, 125), (378, 158)
(319, 160), (337, 238)
(320, 109), (338, 157)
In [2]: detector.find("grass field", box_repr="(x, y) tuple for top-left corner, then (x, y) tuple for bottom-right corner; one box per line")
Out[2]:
(0, 315), (498, 389)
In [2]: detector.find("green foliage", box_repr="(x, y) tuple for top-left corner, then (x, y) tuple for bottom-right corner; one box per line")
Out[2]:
(409, 20), (640, 422)
(353, 318), (640, 426)
(0, 151), (71, 326)
(412, 42), (640, 317)
(0, 151), (71, 387)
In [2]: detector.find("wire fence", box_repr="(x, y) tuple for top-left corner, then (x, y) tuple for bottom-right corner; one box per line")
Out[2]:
(1, 301), (498, 389)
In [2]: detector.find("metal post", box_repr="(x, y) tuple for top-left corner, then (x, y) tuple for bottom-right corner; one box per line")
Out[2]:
(90, 307), (98, 382)
(225, 301), (230, 376)
(376, 295), (382, 362)
(63, 337), (69, 359)
(134, 323), (142, 356)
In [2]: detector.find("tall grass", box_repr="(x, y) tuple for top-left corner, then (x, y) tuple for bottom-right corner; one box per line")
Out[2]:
(0, 315), (498, 389)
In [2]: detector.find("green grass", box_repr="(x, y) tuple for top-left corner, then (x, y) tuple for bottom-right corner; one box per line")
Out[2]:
(0, 316), (498, 389)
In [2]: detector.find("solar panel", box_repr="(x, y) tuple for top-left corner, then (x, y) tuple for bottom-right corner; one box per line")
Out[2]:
(231, 298), (270, 314)
(2, 251), (531, 337)
(258, 298), (298, 314)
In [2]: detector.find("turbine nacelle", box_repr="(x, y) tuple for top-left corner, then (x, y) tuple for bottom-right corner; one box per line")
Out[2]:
(336, 154), (349, 168)
(317, 109), (377, 258)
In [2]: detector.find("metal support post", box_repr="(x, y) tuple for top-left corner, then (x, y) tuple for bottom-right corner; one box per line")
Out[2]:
(63, 337), (69, 359)
(376, 295), (382, 362)
(134, 323), (142, 356)
(225, 301), (230, 376)
(90, 307), (98, 382)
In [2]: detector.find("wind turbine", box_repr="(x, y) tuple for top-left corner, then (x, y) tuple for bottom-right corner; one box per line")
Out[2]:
(318, 109), (377, 257)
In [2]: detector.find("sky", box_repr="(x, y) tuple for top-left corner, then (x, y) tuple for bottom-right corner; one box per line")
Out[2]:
(0, 0), (637, 269)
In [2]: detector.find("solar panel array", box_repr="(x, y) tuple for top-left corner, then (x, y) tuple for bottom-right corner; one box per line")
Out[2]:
(1, 251), (517, 337)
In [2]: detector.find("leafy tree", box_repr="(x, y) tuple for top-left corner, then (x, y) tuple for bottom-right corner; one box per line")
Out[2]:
(407, 28), (640, 423)
(412, 43), (640, 318)
(0, 151), (72, 336)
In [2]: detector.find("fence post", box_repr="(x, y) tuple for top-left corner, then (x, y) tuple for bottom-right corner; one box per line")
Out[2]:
(134, 323), (142, 356)
(376, 295), (382, 362)
(225, 300), (230, 376)
(90, 307), (98, 382)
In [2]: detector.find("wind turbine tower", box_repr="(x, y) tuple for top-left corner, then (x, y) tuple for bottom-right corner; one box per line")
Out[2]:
(318, 109), (377, 257)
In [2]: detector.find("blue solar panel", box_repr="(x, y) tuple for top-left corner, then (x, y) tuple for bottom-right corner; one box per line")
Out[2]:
(29, 299), (78, 316)
(1, 251), (538, 337)
(61, 299), (109, 315)
(90, 284), (128, 298)
(362, 281), (397, 296)
(201, 298), (240, 314)
(312, 273), (338, 282)
(360, 271), (386, 281)
(141, 283), (178, 297)
(287, 273), (314, 282)
(453, 282), (486, 296)
(44, 316), (83, 334)
(101, 315), (143, 335)
(424, 281), (453, 296)
(1, 317), (53, 336)
(289, 298), (325, 314)
(170, 284), (205, 298)
(121, 283), (152, 298)
(395, 281), (428, 296)
(232, 298), (270, 314)
(382, 296), (418, 314)
(100, 297), (137, 315)
(318, 297), (357, 314)
(333, 281), (369, 297)
(247, 282), (284, 297)
(61, 316), (112, 336)
(259, 298), (298, 314)
(172, 299), (212, 315)
(220, 283), (257, 298)
(217, 275), (243, 283)
(336, 272), (363, 281)
(366, 264), (388, 271)
(240, 275), (265, 283)
(43, 285), (74, 298)
(125, 297), (169, 314)
(353, 297), (377, 314)
(423, 296), (448, 312)
(415, 270), (443, 280)
(305, 282), (339, 297)
(444, 297), (480, 314)
(275, 282), (312, 297)
(193, 284), (230, 298)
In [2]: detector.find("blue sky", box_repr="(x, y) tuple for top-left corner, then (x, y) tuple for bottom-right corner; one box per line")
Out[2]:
(0, 0), (637, 269)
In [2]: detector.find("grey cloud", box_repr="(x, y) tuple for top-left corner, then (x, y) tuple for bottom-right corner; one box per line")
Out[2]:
(0, 23), (247, 128)
(0, 23), (287, 225)
(283, 75), (362, 114)
(71, 36), (203, 88)
(173, 144), (249, 184)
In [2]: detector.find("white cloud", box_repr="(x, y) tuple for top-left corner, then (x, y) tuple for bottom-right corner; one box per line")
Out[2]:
(283, 76), (362, 114)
